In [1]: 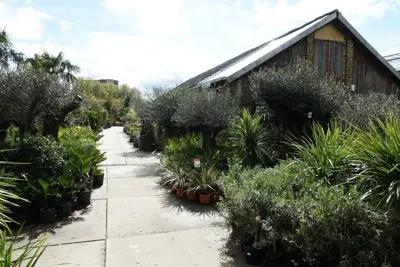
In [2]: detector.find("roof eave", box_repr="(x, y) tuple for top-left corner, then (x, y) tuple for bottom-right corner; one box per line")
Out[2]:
(224, 12), (338, 83)
(336, 13), (400, 82)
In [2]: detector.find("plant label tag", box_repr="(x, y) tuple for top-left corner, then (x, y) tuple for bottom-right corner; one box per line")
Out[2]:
(194, 157), (201, 168)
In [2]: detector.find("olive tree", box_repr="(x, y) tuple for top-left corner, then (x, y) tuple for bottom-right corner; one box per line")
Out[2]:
(172, 88), (239, 149)
(0, 68), (81, 140)
(250, 59), (348, 135)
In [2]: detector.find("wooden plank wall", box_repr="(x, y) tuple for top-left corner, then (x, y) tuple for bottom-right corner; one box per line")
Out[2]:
(352, 42), (400, 95)
(230, 38), (308, 105)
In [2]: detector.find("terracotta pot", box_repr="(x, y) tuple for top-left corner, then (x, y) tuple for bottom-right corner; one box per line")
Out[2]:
(199, 193), (211, 205)
(169, 184), (176, 193)
(211, 192), (220, 203)
(187, 191), (196, 201)
(176, 188), (185, 198)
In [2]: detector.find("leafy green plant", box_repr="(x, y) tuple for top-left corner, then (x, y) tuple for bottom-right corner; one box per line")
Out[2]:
(189, 165), (220, 194)
(352, 113), (400, 208)
(291, 121), (356, 185)
(0, 228), (47, 267)
(0, 151), (48, 265)
(57, 175), (76, 199)
(230, 108), (275, 167)
(4, 135), (66, 180)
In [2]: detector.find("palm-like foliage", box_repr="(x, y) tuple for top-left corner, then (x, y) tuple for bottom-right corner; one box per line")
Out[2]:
(230, 108), (273, 167)
(0, 29), (24, 69)
(25, 51), (80, 82)
(291, 121), (356, 185)
(0, 152), (47, 265)
(353, 113), (400, 208)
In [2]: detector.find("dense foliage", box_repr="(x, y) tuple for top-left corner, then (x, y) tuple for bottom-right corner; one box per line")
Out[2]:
(160, 59), (400, 266)
(250, 59), (348, 134)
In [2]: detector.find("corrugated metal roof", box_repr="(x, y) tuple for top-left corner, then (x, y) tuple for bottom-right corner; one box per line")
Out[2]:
(199, 15), (329, 86)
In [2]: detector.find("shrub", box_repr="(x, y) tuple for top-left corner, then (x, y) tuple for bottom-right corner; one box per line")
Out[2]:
(220, 161), (303, 246)
(172, 88), (239, 129)
(352, 113), (400, 209)
(291, 121), (356, 185)
(162, 133), (204, 172)
(220, 161), (400, 266)
(337, 93), (400, 128)
(4, 135), (67, 180)
(291, 186), (398, 266)
(250, 59), (348, 134)
(230, 108), (276, 167)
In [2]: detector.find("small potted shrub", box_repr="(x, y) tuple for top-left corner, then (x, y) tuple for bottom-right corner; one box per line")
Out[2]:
(56, 176), (75, 218)
(243, 218), (266, 265)
(77, 174), (92, 206)
(174, 170), (188, 199)
(37, 179), (57, 224)
(93, 168), (105, 187)
(193, 166), (219, 205)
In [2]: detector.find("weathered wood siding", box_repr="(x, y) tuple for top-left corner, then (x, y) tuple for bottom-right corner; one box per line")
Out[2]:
(229, 37), (308, 105)
(352, 42), (400, 95)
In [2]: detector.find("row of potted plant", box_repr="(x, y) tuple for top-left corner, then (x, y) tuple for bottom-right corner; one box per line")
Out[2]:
(10, 165), (106, 225)
(162, 164), (222, 205)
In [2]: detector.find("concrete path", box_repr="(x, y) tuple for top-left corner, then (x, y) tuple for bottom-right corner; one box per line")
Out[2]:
(20, 127), (248, 267)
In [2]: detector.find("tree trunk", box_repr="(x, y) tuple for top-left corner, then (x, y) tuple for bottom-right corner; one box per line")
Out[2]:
(0, 122), (9, 143)
(43, 119), (60, 140)
(43, 97), (82, 140)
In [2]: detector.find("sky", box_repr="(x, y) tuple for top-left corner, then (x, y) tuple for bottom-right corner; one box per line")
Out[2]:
(1, 0), (400, 90)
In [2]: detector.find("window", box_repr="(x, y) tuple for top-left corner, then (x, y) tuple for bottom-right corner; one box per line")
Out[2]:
(314, 39), (344, 79)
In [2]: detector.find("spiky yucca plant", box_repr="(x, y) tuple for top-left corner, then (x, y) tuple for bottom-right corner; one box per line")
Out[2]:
(230, 108), (273, 167)
(291, 121), (356, 185)
(353, 113), (400, 208)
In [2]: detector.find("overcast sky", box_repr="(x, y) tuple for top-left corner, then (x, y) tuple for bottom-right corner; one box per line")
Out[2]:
(1, 0), (400, 90)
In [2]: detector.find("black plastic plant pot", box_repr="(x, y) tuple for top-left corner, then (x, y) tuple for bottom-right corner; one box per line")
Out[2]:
(78, 190), (92, 206)
(72, 197), (79, 211)
(39, 208), (56, 224)
(93, 173), (105, 187)
(57, 202), (72, 218)
(10, 206), (30, 226)
(244, 245), (265, 266)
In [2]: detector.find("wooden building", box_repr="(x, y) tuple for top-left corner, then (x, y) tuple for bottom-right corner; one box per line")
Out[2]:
(178, 10), (400, 104)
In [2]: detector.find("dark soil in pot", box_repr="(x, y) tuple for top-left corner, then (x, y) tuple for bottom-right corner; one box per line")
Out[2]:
(78, 190), (92, 206)
(244, 245), (265, 266)
(93, 173), (105, 187)
(39, 208), (56, 224)
(57, 201), (72, 218)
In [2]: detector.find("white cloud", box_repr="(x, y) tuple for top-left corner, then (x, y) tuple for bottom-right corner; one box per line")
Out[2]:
(12, 0), (400, 89)
(0, 3), (54, 40)
(60, 20), (78, 32)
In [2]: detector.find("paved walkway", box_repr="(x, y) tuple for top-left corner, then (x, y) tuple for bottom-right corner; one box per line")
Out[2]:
(21, 127), (247, 267)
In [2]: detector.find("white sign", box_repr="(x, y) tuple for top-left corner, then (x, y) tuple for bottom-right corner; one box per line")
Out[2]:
(193, 157), (201, 168)
(308, 112), (313, 119)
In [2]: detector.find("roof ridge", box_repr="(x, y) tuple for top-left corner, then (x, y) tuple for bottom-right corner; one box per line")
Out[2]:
(273, 9), (338, 41)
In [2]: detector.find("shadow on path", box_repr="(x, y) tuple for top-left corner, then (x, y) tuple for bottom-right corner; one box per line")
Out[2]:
(158, 190), (220, 219)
